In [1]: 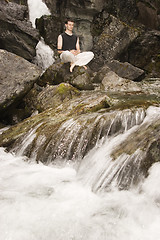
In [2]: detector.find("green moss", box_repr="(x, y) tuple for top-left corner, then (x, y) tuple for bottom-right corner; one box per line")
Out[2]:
(56, 83), (78, 95)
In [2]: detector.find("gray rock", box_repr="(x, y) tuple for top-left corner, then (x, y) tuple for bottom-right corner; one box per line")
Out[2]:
(137, 1), (160, 30)
(39, 61), (94, 90)
(36, 15), (61, 49)
(119, 30), (160, 78)
(0, 1), (28, 20)
(91, 15), (139, 70)
(0, 1), (39, 61)
(0, 49), (41, 112)
(100, 70), (142, 92)
(24, 83), (80, 113)
(107, 60), (145, 81)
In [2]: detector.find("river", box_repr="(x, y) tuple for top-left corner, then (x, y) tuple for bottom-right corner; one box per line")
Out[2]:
(0, 107), (160, 240)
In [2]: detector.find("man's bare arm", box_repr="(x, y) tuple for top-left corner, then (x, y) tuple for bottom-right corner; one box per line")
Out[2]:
(57, 35), (63, 54)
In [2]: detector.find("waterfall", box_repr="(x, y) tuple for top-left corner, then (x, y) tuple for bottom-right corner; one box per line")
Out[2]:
(0, 105), (160, 240)
(77, 106), (160, 192)
(10, 107), (146, 164)
(27, 0), (55, 71)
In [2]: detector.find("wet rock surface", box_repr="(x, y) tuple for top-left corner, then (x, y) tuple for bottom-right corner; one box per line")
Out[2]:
(0, 0), (159, 191)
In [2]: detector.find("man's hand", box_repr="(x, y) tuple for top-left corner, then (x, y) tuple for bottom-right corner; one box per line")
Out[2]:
(70, 50), (80, 55)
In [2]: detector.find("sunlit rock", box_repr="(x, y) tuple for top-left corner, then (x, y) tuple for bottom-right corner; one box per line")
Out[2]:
(24, 83), (80, 113)
(100, 71), (142, 92)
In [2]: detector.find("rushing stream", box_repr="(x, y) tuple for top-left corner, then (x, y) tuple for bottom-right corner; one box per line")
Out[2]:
(0, 107), (160, 240)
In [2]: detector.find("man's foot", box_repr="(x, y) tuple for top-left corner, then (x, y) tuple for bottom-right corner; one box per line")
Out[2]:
(70, 63), (75, 72)
(83, 65), (87, 70)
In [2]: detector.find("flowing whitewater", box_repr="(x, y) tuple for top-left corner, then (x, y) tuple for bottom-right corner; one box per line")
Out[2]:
(0, 107), (160, 240)
(27, 0), (55, 71)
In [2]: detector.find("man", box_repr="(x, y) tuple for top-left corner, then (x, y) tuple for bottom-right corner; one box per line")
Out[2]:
(57, 18), (94, 72)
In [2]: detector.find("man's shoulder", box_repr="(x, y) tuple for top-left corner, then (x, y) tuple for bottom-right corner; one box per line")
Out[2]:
(61, 32), (77, 38)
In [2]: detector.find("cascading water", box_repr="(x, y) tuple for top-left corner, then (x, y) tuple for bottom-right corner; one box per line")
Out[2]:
(0, 107), (160, 240)
(27, 0), (55, 71)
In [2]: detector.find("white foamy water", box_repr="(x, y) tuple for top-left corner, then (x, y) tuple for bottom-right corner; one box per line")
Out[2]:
(77, 106), (160, 191)
(27, 0), (50, 28)
(27, 0), (55, 71)
(33, 38), (55, 71)
(0, 147), (160, 240)
(0, 107), (160, 240)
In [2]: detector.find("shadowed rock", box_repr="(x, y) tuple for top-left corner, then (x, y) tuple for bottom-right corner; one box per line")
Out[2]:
(0, 49), (41, 114)
(38, 61), (94, 90)
(91, 15), (139, 70)
(0, 1), (39, 61)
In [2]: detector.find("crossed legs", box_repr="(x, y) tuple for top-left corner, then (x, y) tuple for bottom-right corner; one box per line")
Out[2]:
(60, 51), (94, 72)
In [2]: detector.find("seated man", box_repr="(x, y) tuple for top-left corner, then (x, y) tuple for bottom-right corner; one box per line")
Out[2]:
(57, 18), (94, 72)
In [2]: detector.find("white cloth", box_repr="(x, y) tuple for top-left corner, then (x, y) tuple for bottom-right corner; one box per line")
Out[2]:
(60, 50), (94, 66)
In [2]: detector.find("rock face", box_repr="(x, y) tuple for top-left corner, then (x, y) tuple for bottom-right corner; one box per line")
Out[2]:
(137, 0), (160, 30)
(43, 0), (105, 51)
(0, 1), (39, 61)
(91, 15), (139, 70)
(100, 71), (142, 92)
(36, 15), (62, 49)
(120, 30), (160, 78)
(40, 0), (160, 77)
(107, 60), (145, 81)
(0, 49), (41, 121)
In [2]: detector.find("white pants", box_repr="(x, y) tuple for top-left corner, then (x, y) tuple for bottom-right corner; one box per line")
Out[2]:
(60, 50), (94, 66)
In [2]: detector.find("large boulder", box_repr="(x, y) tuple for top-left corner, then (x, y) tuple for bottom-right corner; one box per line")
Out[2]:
(0, 0), (28, 20)
(107, 60), (145, 82)
(38, 61), (94, 90)
(36, 15), (62, 49)
(0, 49), (41, 120)
(137, 0), (160, 30)
(119, 30), (160, 77)
(0, 1), (39, 61)
(100, 70), (142, 92)
(90, 15), (139, 71)
(103, 0), (138, 23)
(24, 83), (80, 113)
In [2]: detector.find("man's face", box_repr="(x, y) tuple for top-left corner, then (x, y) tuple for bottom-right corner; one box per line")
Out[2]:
(65, 21), (74, 31)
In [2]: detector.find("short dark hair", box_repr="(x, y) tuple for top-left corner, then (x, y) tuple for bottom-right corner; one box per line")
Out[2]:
(65, 18), (75, 24)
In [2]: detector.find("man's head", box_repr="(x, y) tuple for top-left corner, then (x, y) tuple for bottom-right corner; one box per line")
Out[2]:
(65, 18), (74, 32)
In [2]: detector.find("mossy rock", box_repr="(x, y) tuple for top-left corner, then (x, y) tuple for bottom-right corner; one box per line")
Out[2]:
(38, 61), (94, 90)
(37, 61), (67, 86)
(35, 83), (80, 112)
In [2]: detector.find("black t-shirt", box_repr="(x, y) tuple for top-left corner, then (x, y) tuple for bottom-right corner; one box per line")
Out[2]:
(61, 32), (77, 51)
